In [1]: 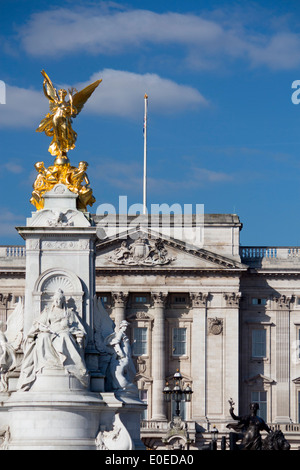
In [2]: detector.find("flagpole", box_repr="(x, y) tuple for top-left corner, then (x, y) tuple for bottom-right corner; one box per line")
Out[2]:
(143, 93), (148, 215)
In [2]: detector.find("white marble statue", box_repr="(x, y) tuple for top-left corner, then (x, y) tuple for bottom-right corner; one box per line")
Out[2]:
(95, 413), (134, 450)
(94, 297), (138, 396)
(0, 298), (24, 392)
(17, 289), (88, 391)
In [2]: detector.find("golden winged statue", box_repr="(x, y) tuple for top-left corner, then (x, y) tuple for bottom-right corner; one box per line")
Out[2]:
(31, 71), (101, 212)
(36, 70), (102, 163)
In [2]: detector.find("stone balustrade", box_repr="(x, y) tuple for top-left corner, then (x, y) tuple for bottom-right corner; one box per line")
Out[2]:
(240, 246), (300, 264)
(0, 246), (26, 258)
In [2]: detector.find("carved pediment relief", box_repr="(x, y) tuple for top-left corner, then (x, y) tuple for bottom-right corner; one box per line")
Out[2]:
(108, 236), (175, 267)
(96, 228), (247, 272)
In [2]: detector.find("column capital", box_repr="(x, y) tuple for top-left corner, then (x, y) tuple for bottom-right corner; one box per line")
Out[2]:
(0, 293), (12, 307)
(272, 294), (293, 309)
(111, 291), (129, 308)
(189, 292), (209, 308)
(151, 292), (168, 308)
(223, 292), (241, 307)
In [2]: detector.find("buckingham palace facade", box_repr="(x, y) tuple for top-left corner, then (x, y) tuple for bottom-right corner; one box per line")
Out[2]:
(2, 212), (300, 449)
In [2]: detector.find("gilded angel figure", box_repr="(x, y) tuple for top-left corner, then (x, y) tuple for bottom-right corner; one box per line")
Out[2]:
(36, 70), (101, 159)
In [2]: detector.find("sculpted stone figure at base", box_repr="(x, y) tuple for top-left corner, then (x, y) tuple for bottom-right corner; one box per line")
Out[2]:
(95, 413), (134, 450)
(0, 299), (24, 392)
(17, 289), (88, 391)
(93, 297), (138, 396)
(104, 320), (138, 395)
(31, 161), (96, 211)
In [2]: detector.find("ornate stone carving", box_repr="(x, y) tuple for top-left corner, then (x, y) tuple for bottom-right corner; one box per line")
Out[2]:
(223, 292), (241, 307)
(151, 292), (168, 307)
(42, 275), (74, 294)
(42, 240), (78, 250)
(112, 292), (128, 308)
(136, 312), (151, 320)
(0, 426), (10, 450)
(162, 416), (190, 450)
(0, 298), (24, 392)
(17, 289), (88, 391)
(95, 413), (134, 450)
(208, 317), (223, 335)
(108, 237), (176, 266)
(0, 294), (12, 308)
(272, 295), (293, 309)
(93, 297), (138, 397)
(189, 292), (208, 308)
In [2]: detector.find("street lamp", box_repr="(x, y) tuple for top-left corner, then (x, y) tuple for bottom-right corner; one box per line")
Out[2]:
(210, 425), (219, 450)
(163, 369), (193, 417)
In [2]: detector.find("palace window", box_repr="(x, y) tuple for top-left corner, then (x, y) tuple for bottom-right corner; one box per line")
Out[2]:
(172, 328), (187, 356)
(252, 329), (267, 358)
(135, 296), (147, 303)
(251, 391), (267, 422)
(133, 327), (148, 356)
(252, 298), (267, 306)
(174, 296), (187, 304)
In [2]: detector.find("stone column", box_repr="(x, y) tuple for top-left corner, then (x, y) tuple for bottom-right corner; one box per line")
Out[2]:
(222, 292), (241, 416)
(190, 292), (208, 420)
(151, 292), (168, 421)
(112, 292), (128, 329)
(273, 295), (292, 423)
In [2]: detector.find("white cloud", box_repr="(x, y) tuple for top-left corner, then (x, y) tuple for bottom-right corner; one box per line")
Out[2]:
(17, 5), (300, 70)
(18, 8), (226, 57)
(79, 69), (208, 117)
(0, 85), (44, 128)
(0, 69), (207, 128)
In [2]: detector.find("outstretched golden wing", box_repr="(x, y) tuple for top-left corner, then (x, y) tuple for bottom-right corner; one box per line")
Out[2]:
(36, 70), (58, 133)
(71, 79), (102, 117)
(41, 70), (58, 112)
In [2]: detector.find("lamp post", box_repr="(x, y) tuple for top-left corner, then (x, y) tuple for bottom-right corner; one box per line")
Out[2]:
(210, 425), (219, 450)
(163, 369), (193, 417)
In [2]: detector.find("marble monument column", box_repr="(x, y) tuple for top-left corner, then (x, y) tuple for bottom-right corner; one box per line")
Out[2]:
(151, 292), (168, 421)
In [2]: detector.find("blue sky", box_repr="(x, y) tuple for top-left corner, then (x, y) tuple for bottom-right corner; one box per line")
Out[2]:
(1, 0), (300, 247)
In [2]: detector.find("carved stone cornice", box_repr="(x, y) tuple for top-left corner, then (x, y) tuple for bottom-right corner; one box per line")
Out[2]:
(111, 291), (128, 308)
(151, 292), (168, 308)
(223, 292), (241, 307)
(189, 292), (209, 308)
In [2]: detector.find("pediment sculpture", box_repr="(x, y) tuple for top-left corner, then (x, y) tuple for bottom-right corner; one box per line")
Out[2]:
(108, 236), (176, 266)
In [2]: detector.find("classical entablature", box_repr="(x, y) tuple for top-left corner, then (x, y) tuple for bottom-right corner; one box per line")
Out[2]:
(95, 228), (248, 274)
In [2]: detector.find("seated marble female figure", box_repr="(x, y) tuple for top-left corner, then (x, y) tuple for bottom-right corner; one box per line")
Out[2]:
(18, 289), (88, 391)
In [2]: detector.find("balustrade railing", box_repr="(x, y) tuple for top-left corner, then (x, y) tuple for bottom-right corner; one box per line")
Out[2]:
(0, 246), (26, 258)
(240, 246), (300, 260)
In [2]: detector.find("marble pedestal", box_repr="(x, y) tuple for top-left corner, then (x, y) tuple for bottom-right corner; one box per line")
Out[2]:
(0, 184), (145, 450)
